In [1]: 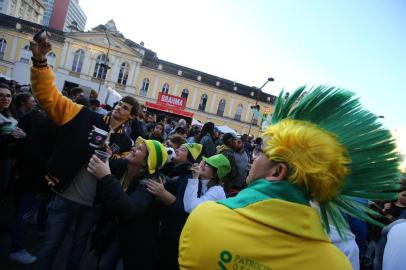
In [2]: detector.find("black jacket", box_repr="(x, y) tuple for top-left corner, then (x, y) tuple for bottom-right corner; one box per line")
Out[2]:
(157, 163), (192, 270)
(97, 165), (160, 270)
(46, 111), (132, 193)
(16, 110), (58, 193)
(30, 67), (132, 193)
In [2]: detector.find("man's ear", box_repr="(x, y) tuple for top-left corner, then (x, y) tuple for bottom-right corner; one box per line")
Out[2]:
(129, 114), (136, 120)
(265, 163), (288, 181)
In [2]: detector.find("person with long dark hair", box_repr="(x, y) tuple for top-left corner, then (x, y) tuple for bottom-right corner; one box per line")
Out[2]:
(1, 83), (26, 201)
(197, 122), (216, 157)
(12, 92), (37, 121)
(87, 137), (168, 270)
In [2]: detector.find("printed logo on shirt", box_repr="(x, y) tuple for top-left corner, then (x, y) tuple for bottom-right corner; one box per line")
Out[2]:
(218, 250), (272, 270)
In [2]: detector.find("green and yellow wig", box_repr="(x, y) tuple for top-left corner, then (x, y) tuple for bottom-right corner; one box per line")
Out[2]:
(263, 86), (400, 235)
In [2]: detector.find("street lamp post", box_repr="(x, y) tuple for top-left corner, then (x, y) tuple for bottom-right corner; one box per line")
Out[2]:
(97, 30), (112, 96)
(247, 77), (274, 135)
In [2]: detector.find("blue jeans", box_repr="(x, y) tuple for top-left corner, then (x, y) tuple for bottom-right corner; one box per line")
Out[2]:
(10, 192), (41, 252)
(36, 195), (101, 270)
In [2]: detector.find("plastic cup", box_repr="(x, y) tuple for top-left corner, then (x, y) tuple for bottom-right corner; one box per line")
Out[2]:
(1, 122), (17, 134)
(94, 150), (111, 163)
(89, 127), (109, 148)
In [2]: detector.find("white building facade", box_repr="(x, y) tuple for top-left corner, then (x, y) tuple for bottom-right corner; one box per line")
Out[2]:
(0, 0), (44, 24)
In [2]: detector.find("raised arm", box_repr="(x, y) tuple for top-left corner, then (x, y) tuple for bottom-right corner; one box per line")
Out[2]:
(30, 40), (82, 126)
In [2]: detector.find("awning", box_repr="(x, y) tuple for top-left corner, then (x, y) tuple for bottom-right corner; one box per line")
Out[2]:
(145, 102), (193, 119)
(217, 125), (238, 135)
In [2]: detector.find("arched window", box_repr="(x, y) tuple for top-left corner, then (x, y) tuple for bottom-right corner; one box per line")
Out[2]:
(47, 52), (56, 69)
(71, 49), (84, 73)
(140, 78), (150, 96)
(93, 54), (109, 79)
(216, 99), (226, 116)
(117, 62), (129, 85)
(20, 45), (32, 64)
(198, 94), (208, 111)
(234, 104), (243, 121)
(161, 83), (169, 94)
(181, 88), (189, 100)
(0, 39), (7, 60)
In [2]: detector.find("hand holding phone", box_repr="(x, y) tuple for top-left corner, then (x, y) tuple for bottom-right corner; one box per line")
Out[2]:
(30, 29), (52, 61)
(191, 163), (201, 179)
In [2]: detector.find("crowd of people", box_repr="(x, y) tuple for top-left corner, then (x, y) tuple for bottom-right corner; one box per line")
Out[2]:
(0, 35), (405, 270)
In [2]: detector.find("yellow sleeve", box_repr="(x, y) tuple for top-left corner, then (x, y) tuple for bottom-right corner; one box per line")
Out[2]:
(30, 66), (82, 126)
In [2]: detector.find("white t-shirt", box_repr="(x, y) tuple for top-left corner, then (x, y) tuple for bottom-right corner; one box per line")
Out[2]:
(329, 226), (359, 270)
(383, 222), (406, 270)
(183, 178), (226, 213)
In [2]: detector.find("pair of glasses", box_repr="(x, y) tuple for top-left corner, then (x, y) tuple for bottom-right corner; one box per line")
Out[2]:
(0, 94), (12, 98)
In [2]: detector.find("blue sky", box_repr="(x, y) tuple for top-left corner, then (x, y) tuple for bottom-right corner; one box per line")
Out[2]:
(82, 0), (405, 129)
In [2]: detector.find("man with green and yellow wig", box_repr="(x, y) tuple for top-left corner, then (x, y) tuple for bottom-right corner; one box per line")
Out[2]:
(179, 86), (400, 270)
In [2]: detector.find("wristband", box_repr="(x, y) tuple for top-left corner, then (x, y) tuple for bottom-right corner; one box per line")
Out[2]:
(31, 57), (48, 67)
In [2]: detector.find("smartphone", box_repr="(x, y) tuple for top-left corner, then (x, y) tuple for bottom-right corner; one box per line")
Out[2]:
(33, 29), (49, 43)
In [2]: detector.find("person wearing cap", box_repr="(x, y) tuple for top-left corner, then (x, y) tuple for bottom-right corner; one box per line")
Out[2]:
(148, 143), (203, 270)
(87, 137), (168, 270)
(179, 87), (401, 270)
(216, 132), (237, 154)
(183, 154), (228, 213)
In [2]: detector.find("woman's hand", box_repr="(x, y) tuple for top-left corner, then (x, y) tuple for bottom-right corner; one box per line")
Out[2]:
(29, 39), (52, 61)
(87, 154), (111, 179)
(146, 177), (176, 205)
(146, 177), (166, 198)
(191, 163), (201, 179)
(11, 127), (26, 139)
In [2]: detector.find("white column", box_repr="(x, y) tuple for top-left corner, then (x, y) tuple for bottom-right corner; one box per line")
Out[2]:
(109, 57), (120, 83)
(245, 103), (253, 122)
(9, 36), (18, 62)
(228, 97), (235, 117)
(173, 80), (179, 96)
(151, 75), (160, 100)
(61, 42), (70, 69)
(191, 87), (198, 109)
(82, 50), (91, 75)
(129, 61), (140, 88)
(209, 93), (217, 113)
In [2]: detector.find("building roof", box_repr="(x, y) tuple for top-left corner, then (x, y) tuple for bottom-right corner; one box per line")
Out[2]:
(141, 56), (277, 104)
